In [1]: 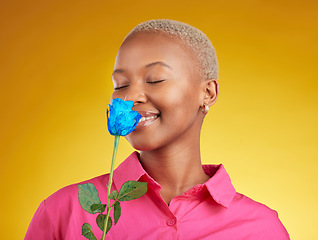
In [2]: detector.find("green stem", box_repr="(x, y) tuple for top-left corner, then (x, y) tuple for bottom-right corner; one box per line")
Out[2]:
(102, 135), (120, 240)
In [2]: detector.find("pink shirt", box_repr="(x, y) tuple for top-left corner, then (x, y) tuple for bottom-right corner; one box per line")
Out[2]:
(25, 152), (289, 239)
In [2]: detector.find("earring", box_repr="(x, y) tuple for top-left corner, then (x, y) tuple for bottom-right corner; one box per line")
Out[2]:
(202, 104), (209, 114)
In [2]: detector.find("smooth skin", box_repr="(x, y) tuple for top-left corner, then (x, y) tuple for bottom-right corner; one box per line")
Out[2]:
(111, 32), (219, 205)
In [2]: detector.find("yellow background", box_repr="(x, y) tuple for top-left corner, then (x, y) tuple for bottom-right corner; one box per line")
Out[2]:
(1, 0), (317, 239)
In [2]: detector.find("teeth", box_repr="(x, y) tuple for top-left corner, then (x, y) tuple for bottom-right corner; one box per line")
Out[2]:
(139, 115), (158, 122)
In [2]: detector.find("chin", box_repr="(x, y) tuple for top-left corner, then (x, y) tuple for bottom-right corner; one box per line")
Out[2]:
(128, 141), (157, 152)
(126, 136), (160, 152)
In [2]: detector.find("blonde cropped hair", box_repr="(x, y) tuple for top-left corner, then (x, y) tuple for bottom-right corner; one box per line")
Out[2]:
(124, 19), (218, 80)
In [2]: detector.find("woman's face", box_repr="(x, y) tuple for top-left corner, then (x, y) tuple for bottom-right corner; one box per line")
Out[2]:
(111, 32), (205, 151)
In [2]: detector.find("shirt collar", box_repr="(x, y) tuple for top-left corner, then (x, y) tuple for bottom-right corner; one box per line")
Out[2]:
(113, 151), (236, 208)
(202, 164), (236, 208)
(113, 151), (147, 189)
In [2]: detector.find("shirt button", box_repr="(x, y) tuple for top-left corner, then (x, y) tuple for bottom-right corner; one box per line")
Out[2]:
(166, 218), (176, 226)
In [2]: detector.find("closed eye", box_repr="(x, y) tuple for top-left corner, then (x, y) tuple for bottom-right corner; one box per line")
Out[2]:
(114, 85), (128, 90)
(147, 80), (165, 84)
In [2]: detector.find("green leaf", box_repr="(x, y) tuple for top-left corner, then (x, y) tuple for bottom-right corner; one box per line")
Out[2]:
(109, 190), (119, 200)
(96, 214), (112, 233)
(90, 204), (106, 213)
(117, 181), (148, 202)
(78, 183), (101, 214)
(114, 201), (121, 225)
(82, 223), (97, 240)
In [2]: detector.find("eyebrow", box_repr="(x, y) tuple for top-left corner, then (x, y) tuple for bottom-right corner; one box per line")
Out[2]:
(145, 61), (172, 69)
(112, 69), (124, 76)
(112, 61), (172, 76)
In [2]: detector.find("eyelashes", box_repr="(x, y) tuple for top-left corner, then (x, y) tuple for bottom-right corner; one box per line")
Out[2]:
(114, 80), (165, 90)
(147, 80), (165, 84)
(114, 85), (128, 90)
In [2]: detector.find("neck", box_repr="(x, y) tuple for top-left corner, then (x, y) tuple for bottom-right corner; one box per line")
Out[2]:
(139, 129), (210, 205)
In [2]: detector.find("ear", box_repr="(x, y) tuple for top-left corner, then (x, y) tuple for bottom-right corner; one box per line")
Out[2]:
(202, 79), (219, 107)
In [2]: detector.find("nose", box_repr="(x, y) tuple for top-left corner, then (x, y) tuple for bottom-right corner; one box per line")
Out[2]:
(123, 83), (147, 105)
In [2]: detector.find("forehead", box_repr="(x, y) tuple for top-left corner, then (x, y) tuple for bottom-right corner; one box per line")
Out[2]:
(115, 32), (197, 71)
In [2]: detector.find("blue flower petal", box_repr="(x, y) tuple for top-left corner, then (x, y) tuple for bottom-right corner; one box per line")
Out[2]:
(106, 98), (142, 136)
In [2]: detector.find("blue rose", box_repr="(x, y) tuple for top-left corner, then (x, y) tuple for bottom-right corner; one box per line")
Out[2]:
(106, 98), (142, 136)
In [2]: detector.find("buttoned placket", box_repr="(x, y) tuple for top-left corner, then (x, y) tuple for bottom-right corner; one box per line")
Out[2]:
(158, 185), (206, 237)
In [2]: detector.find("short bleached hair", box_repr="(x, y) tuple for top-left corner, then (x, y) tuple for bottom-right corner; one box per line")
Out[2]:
(124, 19), (218, 80)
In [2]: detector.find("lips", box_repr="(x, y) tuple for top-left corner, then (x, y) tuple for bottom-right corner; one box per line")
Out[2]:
(134, 111), (160, 130)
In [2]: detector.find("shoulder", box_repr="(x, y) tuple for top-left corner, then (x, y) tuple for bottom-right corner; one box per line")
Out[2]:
(231, 192), (290, 239)
(26, 174), (110, 239)
(45, 174), (109, 210)
(232, 192), (276, 215)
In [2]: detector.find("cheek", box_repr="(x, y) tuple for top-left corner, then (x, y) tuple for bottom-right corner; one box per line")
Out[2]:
(110, 91), (116, 100)
(169, 83), (200, 106)
(156, 84), (200, 120)
(111, 91), (123, 101)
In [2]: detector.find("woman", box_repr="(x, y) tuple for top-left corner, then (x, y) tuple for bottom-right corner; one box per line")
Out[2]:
(26, 19), (290, 239)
